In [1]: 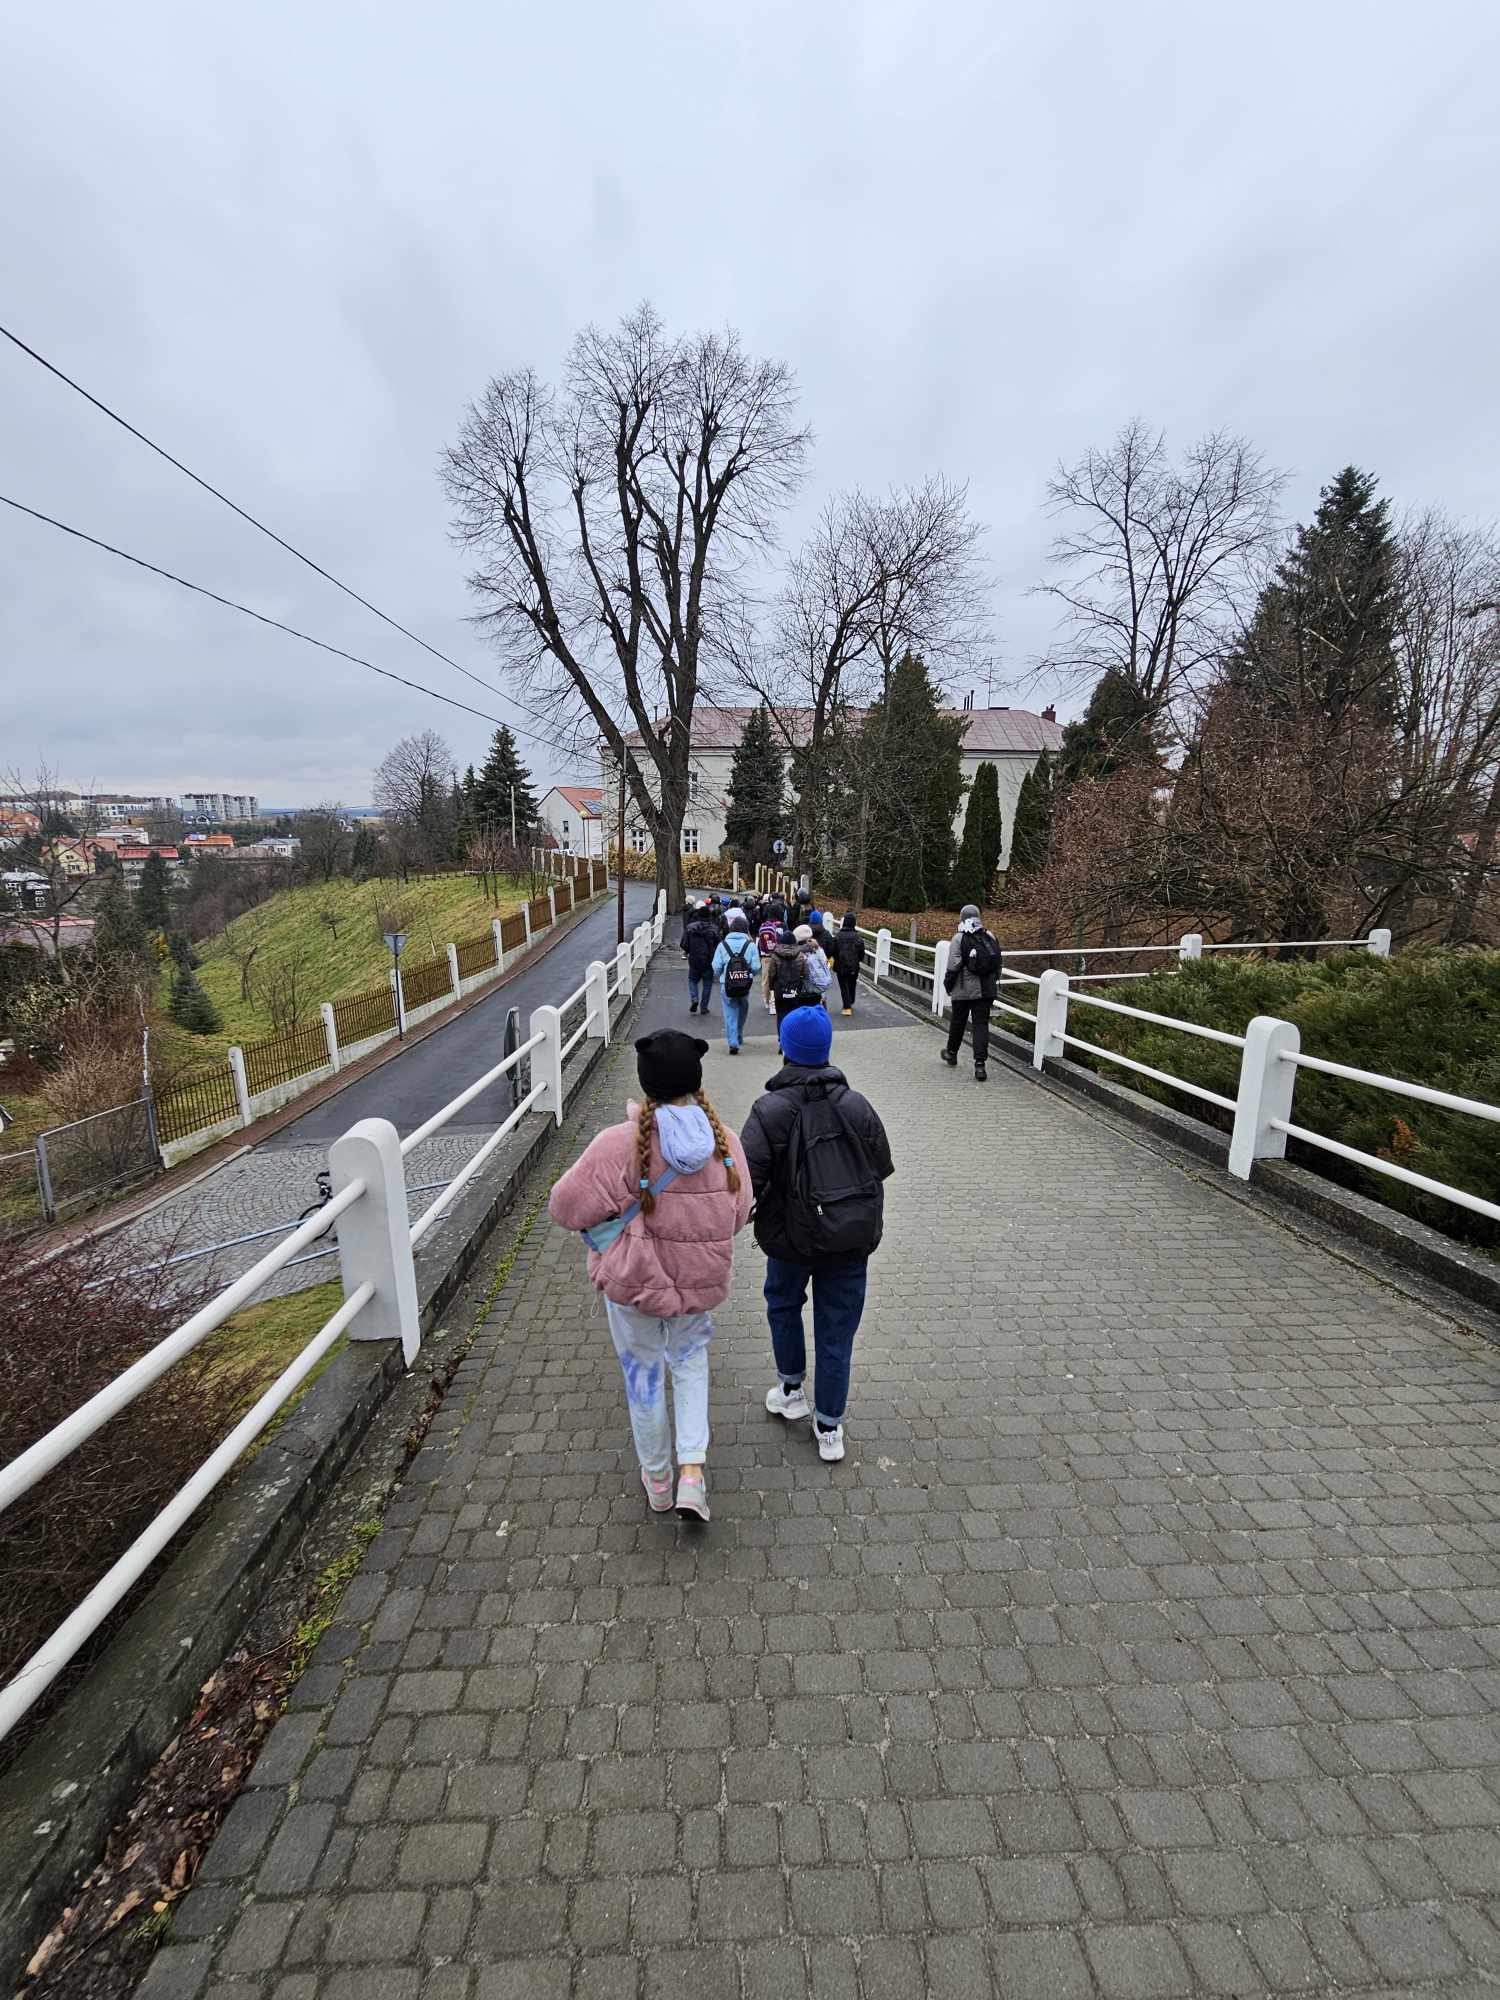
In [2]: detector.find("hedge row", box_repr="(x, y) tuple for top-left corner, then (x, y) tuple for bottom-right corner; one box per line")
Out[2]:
(1058, 951), (1500, 1249)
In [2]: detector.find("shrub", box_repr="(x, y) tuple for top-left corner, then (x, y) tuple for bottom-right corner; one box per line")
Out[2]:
(1061, 950), (1500, 1247)
(170, 968), (222, 1035)
(0, 1232), (252, 1760)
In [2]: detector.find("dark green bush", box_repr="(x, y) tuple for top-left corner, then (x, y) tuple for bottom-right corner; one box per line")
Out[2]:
(1062, 950), (1500, 1248)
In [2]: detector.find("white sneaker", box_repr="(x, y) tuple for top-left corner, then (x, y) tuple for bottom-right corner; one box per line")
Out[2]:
(765, 1383), (810, 1421)
(816, 1423), (846, 1463)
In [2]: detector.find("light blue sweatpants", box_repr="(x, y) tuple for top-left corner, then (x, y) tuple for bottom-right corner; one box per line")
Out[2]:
(604, 1298), (713, 1471)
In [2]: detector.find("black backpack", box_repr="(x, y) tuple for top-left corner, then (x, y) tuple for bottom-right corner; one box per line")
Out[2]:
(962, 931), (1001, 979)
(722, 937), (755, 999)
(772, 951), (808, 1003)
(783, 1083), (884, 1260)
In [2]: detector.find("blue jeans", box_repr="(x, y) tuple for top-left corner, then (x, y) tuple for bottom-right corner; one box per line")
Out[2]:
(688, 971), (713, 1011)
(721, 992), (749, 1048)
(764, 1255), (868, 1426)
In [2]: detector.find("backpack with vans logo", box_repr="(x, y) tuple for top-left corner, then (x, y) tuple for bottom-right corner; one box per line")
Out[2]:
(722, 936), (755, 1000)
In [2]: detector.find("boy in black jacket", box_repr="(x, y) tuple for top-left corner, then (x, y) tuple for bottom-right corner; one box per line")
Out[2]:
(740, 1007), (893, 1463)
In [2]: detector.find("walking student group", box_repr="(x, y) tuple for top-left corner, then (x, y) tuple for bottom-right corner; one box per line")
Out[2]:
(549, 883), (1001, 1522)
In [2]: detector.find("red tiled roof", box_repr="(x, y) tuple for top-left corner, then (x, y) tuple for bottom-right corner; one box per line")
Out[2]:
(555, 785), (604, 815)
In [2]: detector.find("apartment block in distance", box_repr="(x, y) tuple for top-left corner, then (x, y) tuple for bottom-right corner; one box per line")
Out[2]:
(181, 792), (260, 823)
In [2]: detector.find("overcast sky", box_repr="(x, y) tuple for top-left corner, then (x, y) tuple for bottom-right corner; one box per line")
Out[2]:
(3, 1), (1496, 806)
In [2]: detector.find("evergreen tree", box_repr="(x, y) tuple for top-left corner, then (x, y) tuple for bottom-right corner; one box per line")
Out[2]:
(168, 931), (198, 973)
(1058, 669), (1163, 781)
(91, 872), (149, 972)
(1226, 465), (1397, 725)
(723, 705), (786, 864)
(350, 824), (381, 878)
(1009, 750), (1055, 879)
(136, 850), (173, 932)
(952, 762), (1003, 907)
(170, 966), (222, 1034)
(472, 726), (539, 840)
(860, 655), (966, 908)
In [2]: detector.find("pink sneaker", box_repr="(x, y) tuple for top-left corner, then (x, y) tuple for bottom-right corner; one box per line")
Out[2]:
(675, 1468), (710, 1523)
(641, 1468), (675, 1513)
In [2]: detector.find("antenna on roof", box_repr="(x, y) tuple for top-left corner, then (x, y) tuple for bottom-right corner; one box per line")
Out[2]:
(963, 690), (974, 711)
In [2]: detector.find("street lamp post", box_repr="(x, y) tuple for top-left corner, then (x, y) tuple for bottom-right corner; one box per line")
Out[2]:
(384, 930), (408, 1038)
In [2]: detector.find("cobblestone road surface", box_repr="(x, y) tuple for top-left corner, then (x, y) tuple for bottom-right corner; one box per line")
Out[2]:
(146, 987), (1500, 1999)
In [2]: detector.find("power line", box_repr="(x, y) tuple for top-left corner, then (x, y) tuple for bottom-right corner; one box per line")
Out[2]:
(0, 319), (519, 714)
(0, 491), (565, 744)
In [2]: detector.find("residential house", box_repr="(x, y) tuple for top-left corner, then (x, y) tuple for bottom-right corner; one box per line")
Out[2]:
(603, 705), (1064, 868)
(41, 837), (97, 880)
(538, 785), (606, 859)
(182, 832), (236, 854)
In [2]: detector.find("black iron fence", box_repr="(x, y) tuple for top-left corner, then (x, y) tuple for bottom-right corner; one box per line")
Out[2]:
(454, 931), (497, 980)
(332, 983), (397, 1047)
(243, 1020), (329, 1098)
(155, 1062), (239, 1146)
(400, 955), (453, 1012)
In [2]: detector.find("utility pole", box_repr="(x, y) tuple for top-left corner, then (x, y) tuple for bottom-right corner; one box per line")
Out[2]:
(615, 749), (627, 945)
(510, 785), (517, 848)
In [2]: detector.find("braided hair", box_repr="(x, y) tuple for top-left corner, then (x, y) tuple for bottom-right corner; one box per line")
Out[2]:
(633, 1091), (740, 1213)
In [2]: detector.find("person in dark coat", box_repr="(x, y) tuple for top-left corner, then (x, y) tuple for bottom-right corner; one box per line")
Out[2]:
(741, 1006), (893, 1463)
(808, 909), (836, 955)
(681, 902), (721, 1015)
(831, 911), (866, 1015)
(941, 902), (1002, 1082)
(766, 924), (828, 1026)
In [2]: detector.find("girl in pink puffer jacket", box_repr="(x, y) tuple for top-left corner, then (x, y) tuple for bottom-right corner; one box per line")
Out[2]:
(549, 1029), (752, 1523)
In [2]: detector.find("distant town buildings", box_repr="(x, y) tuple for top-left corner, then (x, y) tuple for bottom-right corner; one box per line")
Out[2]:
(180, 792), (259, 823)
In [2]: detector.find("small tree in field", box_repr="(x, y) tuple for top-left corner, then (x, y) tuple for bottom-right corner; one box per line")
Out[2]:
(170, 966), (221, 1035)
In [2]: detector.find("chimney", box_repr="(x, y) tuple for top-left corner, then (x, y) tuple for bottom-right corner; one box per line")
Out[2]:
(1042, 704), (1056, 723)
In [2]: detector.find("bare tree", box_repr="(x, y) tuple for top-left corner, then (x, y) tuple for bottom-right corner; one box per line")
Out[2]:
(222, 909), (265, 1002)
(259, 946), (311, 1031)
(296, 801), (351, 882)
(1035, 424), (1283, 740)
(0, 763), (100, 976)
(315, 901), (342, 943)
(442, 304), (810, 911)
(735, 481), (988, 867)
(373, 734), (456, 875)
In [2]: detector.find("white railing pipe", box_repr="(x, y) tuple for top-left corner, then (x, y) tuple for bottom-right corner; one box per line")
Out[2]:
(1066, 988), (1246, 1048)
(330, 1118), (421, 1364)
(399, 1030), (545, 1154)
(1228, 1016), (1301, 1180)
(0, 1280), (375, 1746)
(1269, 1119), (1500, 1225)
(1033, 969), (1069, 1069)
(0, 1177), (366, 1516)
(1284, 1051), (1500, 1125)
(408, 1084), (549, 1248)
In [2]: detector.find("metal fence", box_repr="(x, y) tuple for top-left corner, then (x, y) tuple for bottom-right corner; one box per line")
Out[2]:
(454, 931), (497, 980)
(243, 1020), (329, 1098)
(155, 1061), (239, 1145)
(35, 1097), (160, 1220)
(401, 955), (453, 1011)
(332, 983), (397, 1047)
(500, 912), (527, 952)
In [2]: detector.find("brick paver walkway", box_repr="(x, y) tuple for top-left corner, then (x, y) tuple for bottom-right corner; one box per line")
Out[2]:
(150, 996), (1500, 2000)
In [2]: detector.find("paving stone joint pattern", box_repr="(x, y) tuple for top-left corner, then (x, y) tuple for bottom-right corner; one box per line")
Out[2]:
(143, 991), (1500, 2000)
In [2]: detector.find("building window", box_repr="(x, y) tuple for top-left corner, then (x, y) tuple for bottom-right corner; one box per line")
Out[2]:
(682, 827), (700, 855)
(688, 771), (700, 802)
(561, 819), (570, 836)
(629, 827), (648, 854)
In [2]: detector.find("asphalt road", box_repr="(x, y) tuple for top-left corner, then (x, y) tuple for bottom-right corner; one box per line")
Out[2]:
(260, 881), (659, 1147)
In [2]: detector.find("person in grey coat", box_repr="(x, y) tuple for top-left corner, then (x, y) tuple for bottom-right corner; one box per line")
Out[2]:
(941, 902), (1001, 1082)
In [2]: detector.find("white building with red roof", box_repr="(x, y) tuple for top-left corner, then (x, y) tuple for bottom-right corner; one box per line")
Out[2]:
(538, 784), (606, 858)
(604, 704), (1064, 867)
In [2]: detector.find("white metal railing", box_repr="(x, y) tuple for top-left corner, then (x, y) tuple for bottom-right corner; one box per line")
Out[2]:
(0, 909), (666, 1746)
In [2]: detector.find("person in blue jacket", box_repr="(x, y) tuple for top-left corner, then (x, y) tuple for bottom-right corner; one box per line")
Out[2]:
(711, 909), (761, 1055)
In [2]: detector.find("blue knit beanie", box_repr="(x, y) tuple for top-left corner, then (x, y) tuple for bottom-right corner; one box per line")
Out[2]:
(780, 1006), (833, 1067)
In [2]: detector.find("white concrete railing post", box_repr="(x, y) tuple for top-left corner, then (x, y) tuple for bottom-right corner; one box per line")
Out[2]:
(320, 1001), (340, 1074)
(652, 906), (664, 946)
(932, 939), (951, 1017)
(547, 886), (558, 927)
(492, 917), (506, 972)
(1179, 933), (1203, 961)
(329, 1117), (421, 1366)
(521, 904), (533, 953)
(228, 1045), (252, 1126)
(446, 942), (461, 998)
(874, 928), (891, 984)
(585, 959), (611, 1045)
(633, 922), (650, 969)
(1367, 928), (1392, 958)
(530, 1004), (565, 1125)
(1033, 969), (1070, 1070)
(615, 940), (634, 998)
(390, 964), (406, 1038)
(1228, 1016), (1301, 1180)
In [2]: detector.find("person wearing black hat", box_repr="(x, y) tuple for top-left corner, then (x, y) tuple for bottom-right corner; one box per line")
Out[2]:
(741, 1006), (893, 1465)
(550, 1030), (753, 1523)
(680, 900), (721, 1015)
(941, 903), (1002, 1081)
